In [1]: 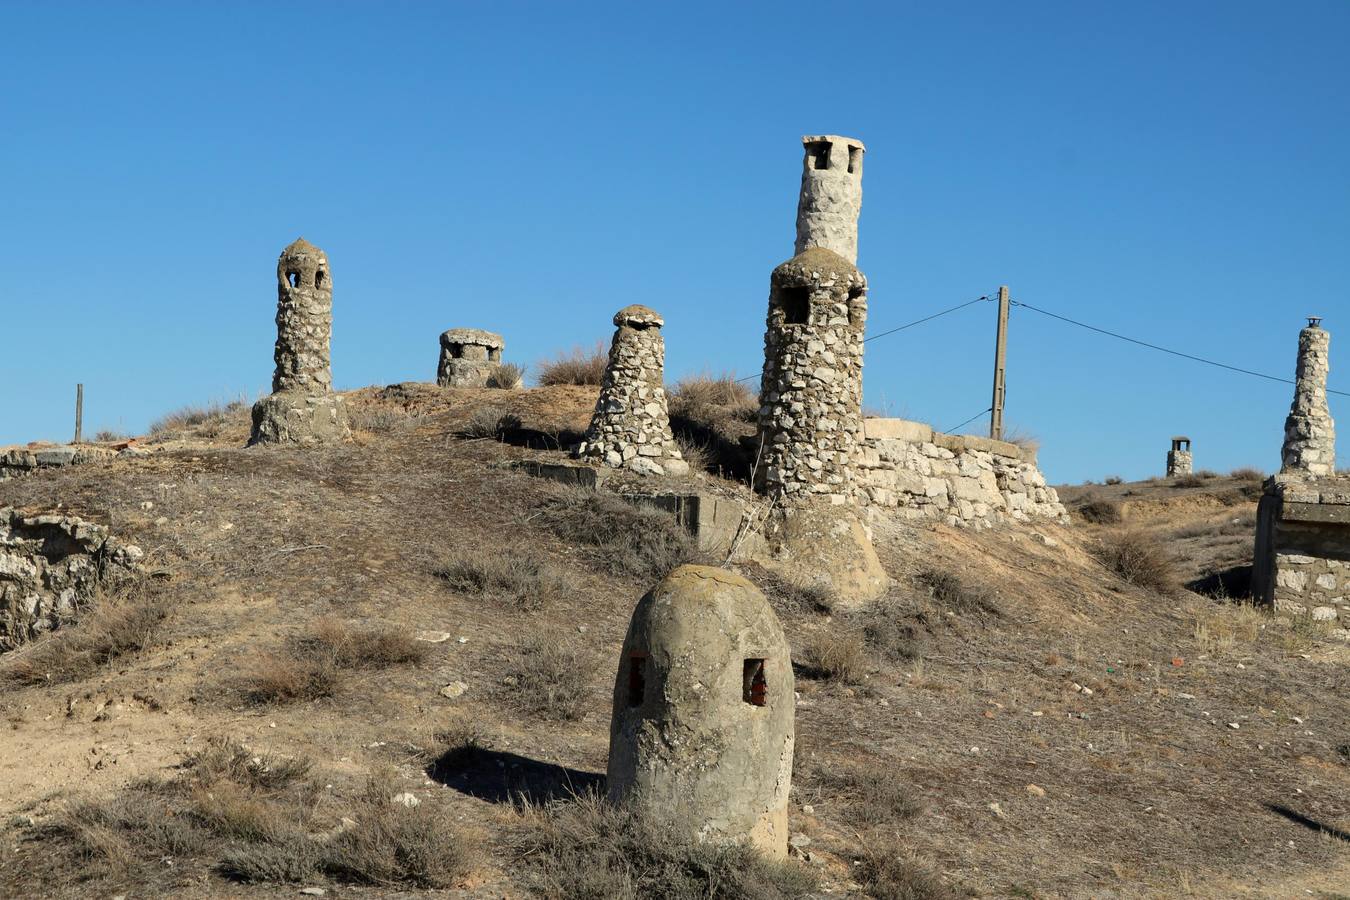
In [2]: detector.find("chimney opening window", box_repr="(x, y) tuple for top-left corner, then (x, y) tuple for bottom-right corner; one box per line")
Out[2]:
(807, 141), (831, 170)
(778, 286), (811, 325)
(847, 145), (862, 175)
(315, 269), (325, 288)
(743, 658), (767, 707)
(627, 653), (647, 707)
(286, 271), (301, 289)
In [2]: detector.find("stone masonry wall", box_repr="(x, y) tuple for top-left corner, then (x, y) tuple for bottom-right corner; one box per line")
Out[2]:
(1, 508), (142, 650)
(1167, 449), (1193, 478)
(1253, 475), (1350, 622)
(755, 248), (867, 505)
(857, 418), (1068, 529)
(1281, 322), (1335, 477)
(1, 446), (116, 481)
(575, 305), (688, 477)
(438, 328), (505, 387)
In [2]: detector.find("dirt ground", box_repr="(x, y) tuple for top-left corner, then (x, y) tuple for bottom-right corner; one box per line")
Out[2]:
(1, 384), (1347, 899)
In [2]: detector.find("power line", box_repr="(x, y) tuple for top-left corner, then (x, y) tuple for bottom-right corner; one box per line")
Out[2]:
(1011, 299), (1350, 398)
(734, 293), (992, 383)
(941, 406), (993, 435)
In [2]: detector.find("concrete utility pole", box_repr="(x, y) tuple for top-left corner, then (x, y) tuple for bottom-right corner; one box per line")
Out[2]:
(989, 286), (1009, 440)
(73, 383), (83, 444)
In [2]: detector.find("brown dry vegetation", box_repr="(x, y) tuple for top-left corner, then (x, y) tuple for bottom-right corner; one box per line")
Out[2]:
(0, 385), (1347, 899)
(535, 342), (608, 386)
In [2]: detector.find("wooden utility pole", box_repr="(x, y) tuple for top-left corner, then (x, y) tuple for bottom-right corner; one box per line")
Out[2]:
(989, 286), (1009, 440)
(73, 383), (83, 444)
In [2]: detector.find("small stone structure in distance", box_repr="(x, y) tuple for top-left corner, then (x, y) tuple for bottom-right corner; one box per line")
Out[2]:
(437, 328), (505, 387)
(1167, 436), (1193, 478)
(574, 305), (688, 477)
(1253, 317), (1347, 622)
(250, 238), (350, 446)
(607, 565), (793, 858)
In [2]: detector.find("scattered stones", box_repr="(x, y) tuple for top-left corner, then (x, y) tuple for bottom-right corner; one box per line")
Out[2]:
(438, 681), (468, 699)
(574, 305), (688, 477)
(391, 792), (420, 808)
(250, 237), (351, 446)
(415, 630), (452, 643)
(437, 328), (506, 387)
(1026, 784), (1046, 797)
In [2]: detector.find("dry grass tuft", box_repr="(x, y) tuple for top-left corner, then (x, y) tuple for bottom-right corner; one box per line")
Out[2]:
(917, 568), (1000, 616)
(93, 428), (129, 442)
(1229, 466), (1265, 481)
(501, 630), (590, 721)
(798, 629), (866, 683)
(237, 619), (425, 705)
(460, 405), (523, 439)
(487, 362), (526, 389)
(674, 434), (714, 473)
(1, 584), (168, 686)
(348, 405), (425, 434)
(149, 398), (247, 437)
(434, 550), (577, 609)
(536, 342), (608, 387)
(512, 791), (817, 899)
(1092, 530), (1182, 596)
(1077, 498), (1123, 525)
(536, 488), (697, 580)
(1172, 474), (1206, 488)
(668, 371), (757, 420)
(1002, 426), (1040, 452)
(807, 760), (924, 825)
(857, 834), (963, 900)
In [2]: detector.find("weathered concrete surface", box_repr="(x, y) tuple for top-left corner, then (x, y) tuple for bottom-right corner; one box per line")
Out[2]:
(756, 247), (867, 506)
(437, 328), (505, 388)
(608, 565), (793, 858)
(795, 134), (864, 264)
(1167, 449), (1193, 478)
(1281, 321), (1335, 477)
(1252, 474), (1350, 620)
(1, 508), (142, 650)
(755, 505), (888, 607)
(250, 238), (350, 446)
(575, 305), (688, 477)
(857, 417), (1068, 530)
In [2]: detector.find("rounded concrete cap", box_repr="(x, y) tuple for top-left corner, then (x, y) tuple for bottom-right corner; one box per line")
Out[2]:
(440, 328), (505, 349)
(280, 236), (325, 263)
(773, 246), (862, 284)
(614, 305), (664, 328)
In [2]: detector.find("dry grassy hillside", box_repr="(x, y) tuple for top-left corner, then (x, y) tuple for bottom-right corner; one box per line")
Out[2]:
(1, 385), (1347, 899)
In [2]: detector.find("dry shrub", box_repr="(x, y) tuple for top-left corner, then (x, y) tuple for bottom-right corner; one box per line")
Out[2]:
(861, 599), (925, 662)
(1230, 466), (1265, 481)
(1, 584), (168, 686)
(1172, 474), (1206, 488)
(674, 434), (713, 473)
(460, 404), (522, 439)
(536, 342), (608, 387)
(502, 630), (589, 721)
(238, 619), (425, 705)
(916, 568), (1000, 616)
(149, 398), (247, 437)
(668, 371), (756, 419)
(537, 488), (697, 581)
(348, 405), (424, 434)
(1195, 469), (1220, 479)
(1002, 426), (1039, 453)
(93, 428), (129, 442)
(298, 618), (427, 669)
(1077, 499), (1122, 525)
(1104, 475), (1123, 485)
(1092, 530), (1181, 596)
(487, 362), (526, 389)
(857, 834), (963, 900)
(434, 550), (576, 609)
(321, 775), (477, 888)
(806, 761), (924, 826)
(513, 791), (817, 899)
(798, 630), (865, 683)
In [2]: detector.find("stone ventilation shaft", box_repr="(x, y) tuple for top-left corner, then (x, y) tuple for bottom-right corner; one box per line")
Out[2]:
(437, 329), (505, 387)
(1280, 318), (1335, 478)
(574, 305), (688, 477)
(756, 135), (869, 505)
(607, 566), (793, 858)
(250, 238), (350, 446)
(1167, 437), (1193, 478)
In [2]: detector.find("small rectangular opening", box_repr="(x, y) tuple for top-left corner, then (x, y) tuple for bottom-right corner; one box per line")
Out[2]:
(448, 343), (464, 359)
(807, 141), (831, 170)
(627, 653), (647, 707)
(847, 145), (862, 174)
(743, 658), (767, 706)
(778, 286), (810, 325)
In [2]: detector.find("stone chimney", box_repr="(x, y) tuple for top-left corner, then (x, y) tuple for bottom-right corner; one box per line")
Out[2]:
(1280, 318), (1335, 478)
(794, 135), (865, 264)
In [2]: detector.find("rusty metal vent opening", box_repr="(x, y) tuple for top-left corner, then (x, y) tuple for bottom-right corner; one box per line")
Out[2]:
(743, 658), (767, 707)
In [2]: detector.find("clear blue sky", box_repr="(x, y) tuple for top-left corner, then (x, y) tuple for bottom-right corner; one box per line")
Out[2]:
(2, 1), (1346, 483)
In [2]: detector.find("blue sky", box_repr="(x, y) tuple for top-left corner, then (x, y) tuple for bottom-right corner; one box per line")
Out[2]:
(2, 1), (1346, 484)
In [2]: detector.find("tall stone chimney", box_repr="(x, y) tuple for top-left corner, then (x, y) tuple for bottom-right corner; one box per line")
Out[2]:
(794, 135), (865, 264)
(1280, 317), (1335, 478)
